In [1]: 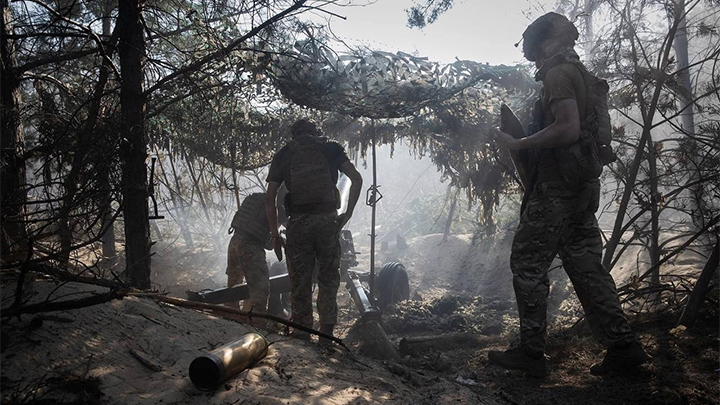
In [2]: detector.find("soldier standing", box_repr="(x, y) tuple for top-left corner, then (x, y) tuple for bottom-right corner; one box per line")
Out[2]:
(265, 119), (363, 344)
(492, 13), (649, 377)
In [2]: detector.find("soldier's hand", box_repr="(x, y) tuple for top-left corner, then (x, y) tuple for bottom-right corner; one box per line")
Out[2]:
(494, 128), (520, 150)
(337, 212), (352, 229)
(272, 236), (285, 261)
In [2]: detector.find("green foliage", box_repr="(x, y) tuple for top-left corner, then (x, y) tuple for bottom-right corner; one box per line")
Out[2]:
(405, 0), (456, 29)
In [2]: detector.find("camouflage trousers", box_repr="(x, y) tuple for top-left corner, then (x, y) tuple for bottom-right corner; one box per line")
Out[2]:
(511, 179), (635, 357)
(286, 212), (341, 331)
(226, 233), (269, 316)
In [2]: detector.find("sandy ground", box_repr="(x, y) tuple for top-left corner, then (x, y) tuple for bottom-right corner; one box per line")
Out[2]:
(1, 280), (499, 405)
(2, 231), (717, 405)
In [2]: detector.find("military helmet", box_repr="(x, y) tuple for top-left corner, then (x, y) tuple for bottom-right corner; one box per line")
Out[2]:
(522, 12), (579, 61)
(290, 118), (319, 139)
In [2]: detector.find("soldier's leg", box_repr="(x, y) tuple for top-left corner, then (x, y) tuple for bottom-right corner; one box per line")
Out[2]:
(559, 182), (635, 347)
(285, 215), (316, 335)
(511, 224), (558, 356)
(511, 182), (580, 356)
(240, 242), (270, 318)
(314, 214), (342, 327)
(225, 234), (243, 309)
(489, 186), (559, 377)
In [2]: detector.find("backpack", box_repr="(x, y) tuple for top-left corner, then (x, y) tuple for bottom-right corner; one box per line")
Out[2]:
(552, 61), (617, 184)
(574, 63), (616, 166)
(230, 193), (271, 247)
(284, 137), (339, 213)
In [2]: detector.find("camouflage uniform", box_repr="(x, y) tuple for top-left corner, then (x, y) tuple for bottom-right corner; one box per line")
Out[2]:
(511, 179), (635, 357)
(266, 132), (350, 334)
(226, 232), (269, 314)
(285, 212), (341, 329)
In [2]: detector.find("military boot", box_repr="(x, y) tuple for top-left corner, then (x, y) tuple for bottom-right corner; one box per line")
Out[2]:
(590, 341), (650, 376)
(318, 323), (335, 347)
(488, 347), (549, 378)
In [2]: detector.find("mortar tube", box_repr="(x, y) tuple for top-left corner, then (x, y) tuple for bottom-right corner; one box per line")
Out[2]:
(189, 332), (268, 390)
(347, 273), (381, 321)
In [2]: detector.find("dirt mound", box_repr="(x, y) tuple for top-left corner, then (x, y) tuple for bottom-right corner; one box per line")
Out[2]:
(370, 232), (584, 328)
(1, 280), (498, 405)
(384, 295), (512, 337)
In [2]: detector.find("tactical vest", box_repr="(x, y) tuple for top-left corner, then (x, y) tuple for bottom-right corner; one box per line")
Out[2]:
(284, 137), (339, 214)
(230, 193), (271, 247)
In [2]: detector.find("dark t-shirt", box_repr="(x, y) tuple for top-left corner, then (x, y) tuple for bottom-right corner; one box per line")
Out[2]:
(536, 63), (587, 183)
(266, 136), (350, 213)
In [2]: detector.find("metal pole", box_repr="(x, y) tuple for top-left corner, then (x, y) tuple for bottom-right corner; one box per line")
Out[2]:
(230, 142), (241, 209)
(369, 121), (377, 300)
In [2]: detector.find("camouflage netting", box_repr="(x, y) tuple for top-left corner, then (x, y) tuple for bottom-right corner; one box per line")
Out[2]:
(264, 39), (540, 228)
(268, 38), (538, 121)
(151, 38), (541, 226)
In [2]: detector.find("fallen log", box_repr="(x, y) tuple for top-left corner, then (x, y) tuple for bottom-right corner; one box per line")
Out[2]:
(399, 333), (488, 357)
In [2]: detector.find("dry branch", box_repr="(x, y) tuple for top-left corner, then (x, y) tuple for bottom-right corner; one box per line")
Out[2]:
(128, 346), (164, 372)
(1, 290), (124, 319)
(618, 214), (720, 293)
(27, 263), (125, 289)
(149, 295), (348, 350)
(678, 240), (719, 327)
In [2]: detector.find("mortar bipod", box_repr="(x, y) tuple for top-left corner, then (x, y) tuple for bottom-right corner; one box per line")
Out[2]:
(346, 270), (381, 321)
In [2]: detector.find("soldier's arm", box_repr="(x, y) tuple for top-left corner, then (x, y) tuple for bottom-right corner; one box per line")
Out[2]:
(266, 181), (284, 261)
(339, 161), (363, 225)
(496, 98), (580, 150)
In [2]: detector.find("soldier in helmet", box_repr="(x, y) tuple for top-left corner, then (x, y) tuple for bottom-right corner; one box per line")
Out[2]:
(492, 12), (649, 377)
(265, 119), (363, 345)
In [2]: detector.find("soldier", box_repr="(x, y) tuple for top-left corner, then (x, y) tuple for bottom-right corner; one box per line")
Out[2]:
(265, 118), (363, 345)
(492, 13), (649, 377)
(226, 189), (287, 322)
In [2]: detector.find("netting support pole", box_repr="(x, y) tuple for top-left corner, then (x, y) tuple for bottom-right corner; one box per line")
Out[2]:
(369, 120), (378, 300)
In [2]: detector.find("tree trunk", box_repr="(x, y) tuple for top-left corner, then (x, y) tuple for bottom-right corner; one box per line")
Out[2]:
(100, 0), (117, 269)
(583, 0), (597, 60)
(57, 0), (120, 270)
(100, 181), (117, 269)
(442, 188), (458, 243)
(672, 0), (705, 229)
(673, 0), (696, 137)
(1, 0), (28, 264)
(118, 0), (151, 289)
(647, 137), (661, 285)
